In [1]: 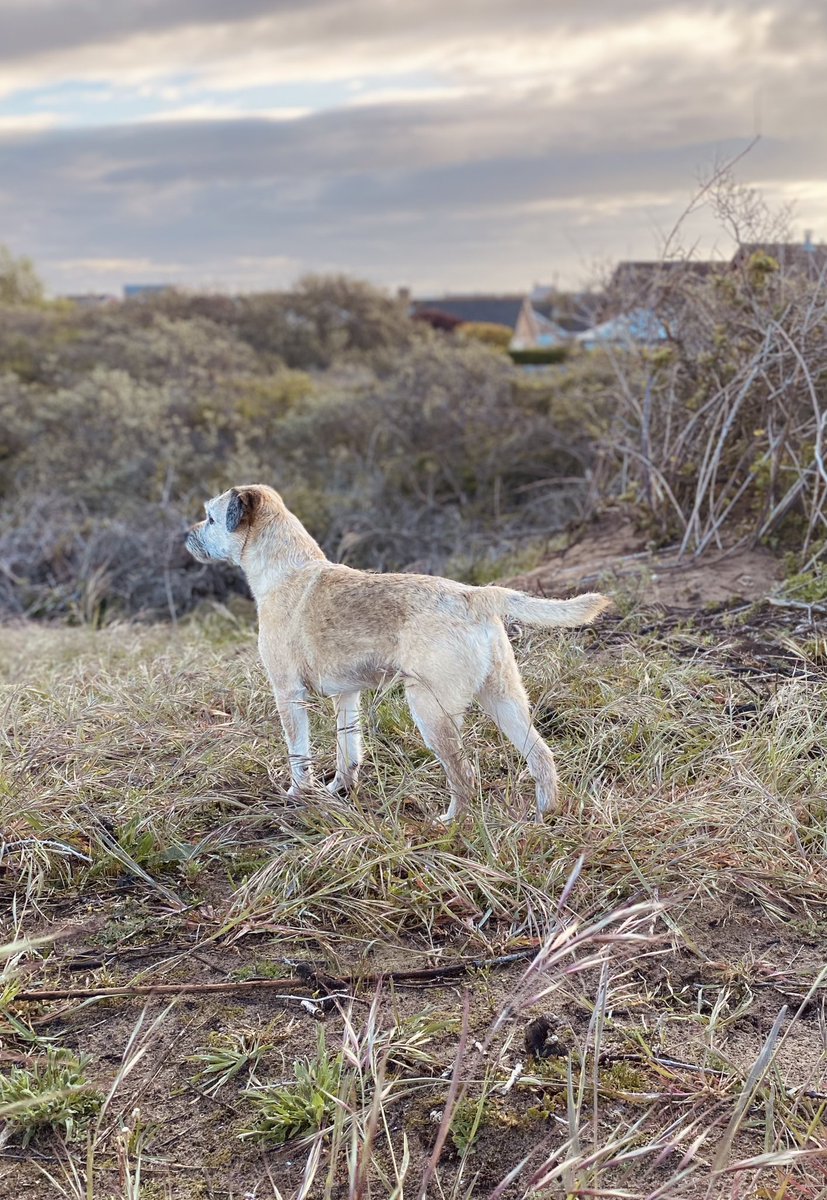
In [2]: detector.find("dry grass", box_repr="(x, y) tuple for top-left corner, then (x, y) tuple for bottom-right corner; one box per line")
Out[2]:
(1, 601), (826, 1197)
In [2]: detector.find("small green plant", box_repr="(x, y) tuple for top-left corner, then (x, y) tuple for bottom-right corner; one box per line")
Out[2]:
(0, 1048), (103, 1145)
(601, 1060), (648, 1094)
(190, 1027), (276, 1094)
(373, 1012), (456, 1072)
(449, 1094), (490, 1156)
(779, 563), (827, 604)
(230, 960), (286, 982)
(240, 1026), (343, 1145)
(526, 1090), (566, 1122)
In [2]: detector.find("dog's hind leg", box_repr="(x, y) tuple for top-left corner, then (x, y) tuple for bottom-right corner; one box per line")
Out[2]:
(477, 642), (558, 820)
(328, 691), (363, 794)
(405, 685), (477, 823)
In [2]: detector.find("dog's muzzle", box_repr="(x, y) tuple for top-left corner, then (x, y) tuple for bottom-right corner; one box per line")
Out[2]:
(185, 529), (207, 560)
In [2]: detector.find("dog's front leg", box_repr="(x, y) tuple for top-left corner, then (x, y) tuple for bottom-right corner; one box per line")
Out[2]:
(274, 690), (313, 797)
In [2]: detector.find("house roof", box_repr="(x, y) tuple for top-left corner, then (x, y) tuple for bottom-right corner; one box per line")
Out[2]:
(411, 294), (525, 329)
(529, 307), (565, 334)
(610, 243), (827, 293)
(577, 308), (667, 345)
(526, 299), (592, 333)
(609, 260), (722, 292)
(123, 283), (173, 299)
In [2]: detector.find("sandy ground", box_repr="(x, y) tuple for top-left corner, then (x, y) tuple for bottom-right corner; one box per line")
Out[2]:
(506, 511), (784, 608)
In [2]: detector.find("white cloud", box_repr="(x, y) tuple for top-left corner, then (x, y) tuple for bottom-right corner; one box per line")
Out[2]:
(0, 113), (60, 133)
(136, 105), (311, 124)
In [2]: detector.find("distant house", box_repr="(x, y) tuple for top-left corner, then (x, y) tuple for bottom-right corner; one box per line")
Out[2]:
(596, 260), (722, 343)
(609, 260), (721, 293)
(511, 298), (570, 349)
(409, 287), (605, 356)
(509, 285), (598, 349)
(608, 237), (826, 301)
(606, 261), (722, 324)
(123, 283), (173, 300)
(730, 233), (827, 279)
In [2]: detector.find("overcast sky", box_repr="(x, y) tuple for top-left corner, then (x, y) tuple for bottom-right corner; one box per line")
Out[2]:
(0, 0), (824, 295)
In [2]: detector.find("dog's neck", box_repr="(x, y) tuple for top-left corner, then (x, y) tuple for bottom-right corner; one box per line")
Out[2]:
(238, 507), (327, 599)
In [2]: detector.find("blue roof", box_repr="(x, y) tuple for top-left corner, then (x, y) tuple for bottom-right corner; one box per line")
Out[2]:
(579, 307), (667, 344)
(123, 283), (172, 298)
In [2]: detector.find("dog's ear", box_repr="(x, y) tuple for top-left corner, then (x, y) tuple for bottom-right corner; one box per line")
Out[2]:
(226, 487), (259, 533)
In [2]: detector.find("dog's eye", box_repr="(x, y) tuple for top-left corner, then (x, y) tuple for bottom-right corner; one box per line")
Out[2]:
(208, 515), (215, 525)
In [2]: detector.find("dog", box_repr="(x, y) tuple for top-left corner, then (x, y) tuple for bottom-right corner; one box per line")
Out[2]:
(185, 485), (610, 822)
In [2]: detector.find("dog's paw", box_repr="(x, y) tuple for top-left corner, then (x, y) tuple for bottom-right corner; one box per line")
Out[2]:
(326, 774), (356, 795)
(435, 808), (464, 826)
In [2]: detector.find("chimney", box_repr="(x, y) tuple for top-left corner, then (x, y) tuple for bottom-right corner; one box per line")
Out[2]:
(804, 230), (814, 252)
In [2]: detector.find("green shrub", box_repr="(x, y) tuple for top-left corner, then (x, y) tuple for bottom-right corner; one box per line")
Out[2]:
(459, 321), (513, 350)
(0, 1048), (103, 1145)
(0, 244), (44, 307)
(449, 1095), (489, 1156)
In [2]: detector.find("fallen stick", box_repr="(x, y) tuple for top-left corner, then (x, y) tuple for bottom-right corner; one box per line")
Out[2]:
(15, 977), (318, 1001)
(11, 946), (541, 1004)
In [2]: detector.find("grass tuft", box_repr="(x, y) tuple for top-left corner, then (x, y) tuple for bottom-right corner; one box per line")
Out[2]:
(241, 1025), (343, 1146)
(0, 1048), (103, 1146)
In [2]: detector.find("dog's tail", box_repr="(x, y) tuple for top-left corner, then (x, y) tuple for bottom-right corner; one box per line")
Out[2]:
(469, 586), (611, 628)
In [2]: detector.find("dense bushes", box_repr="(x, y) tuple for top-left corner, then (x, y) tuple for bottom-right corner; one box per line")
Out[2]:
(147, 274), (418, 370)
(0, 279), (596, 620)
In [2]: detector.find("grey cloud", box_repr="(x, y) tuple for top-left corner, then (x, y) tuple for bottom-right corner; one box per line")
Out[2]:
(2, 1), (826, 69)
(0, 0), (304, 62)
(0, 85), (822, 293)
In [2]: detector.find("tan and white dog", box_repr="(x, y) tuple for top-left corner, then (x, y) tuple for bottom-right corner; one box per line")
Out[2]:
(186, 485), (609, 822)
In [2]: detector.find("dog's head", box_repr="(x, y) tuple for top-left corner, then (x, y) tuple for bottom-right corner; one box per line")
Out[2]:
(185, 485), (272, 565)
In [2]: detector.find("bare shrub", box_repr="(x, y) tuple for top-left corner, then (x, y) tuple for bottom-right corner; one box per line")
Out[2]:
(592, 173), (827, 564)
